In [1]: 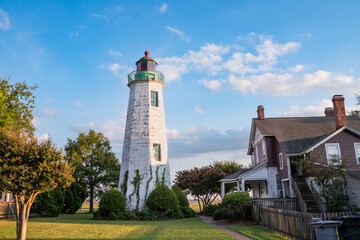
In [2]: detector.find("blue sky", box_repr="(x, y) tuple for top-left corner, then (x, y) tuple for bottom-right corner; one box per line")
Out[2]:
(1, 1), (360, 179)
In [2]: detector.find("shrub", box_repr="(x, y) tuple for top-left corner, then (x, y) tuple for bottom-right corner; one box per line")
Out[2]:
(97, 189), (125, 219)
(222, 192), (251, 211)
(180, 207), (195, 218)
(31, 188), (65, 217)
(204, 204), (220, 216)
(172, 186), (189, 207)
(146, 184), (179, 213)
(62, 181), (87, 214)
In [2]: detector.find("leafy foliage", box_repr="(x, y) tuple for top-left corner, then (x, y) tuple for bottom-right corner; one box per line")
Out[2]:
(204, 204), (220, 216)
(299, 153), (350, 211)
(31, 188), (65, 217)
(97, 189), (126, 219)
(0, 77), (37, 132)
(172, 185), (189, 207)
(222, 192), (252, 210)
(146, 184), (179, 213)
(212, 160), (244, 175)
(62, 180), (88, 214)
(0, 128), (75, 239)
(174, 166), (226, 212)
(65, 130), (120, 213)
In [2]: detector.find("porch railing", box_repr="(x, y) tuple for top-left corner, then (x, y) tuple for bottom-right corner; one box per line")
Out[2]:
(290, 176), (307, 212)
(309, 180), (325, 213)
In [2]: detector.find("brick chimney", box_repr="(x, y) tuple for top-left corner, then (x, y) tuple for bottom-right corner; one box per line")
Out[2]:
(324, 107), (335, 117)
(257, 105), (265, 120)
(332, 95), (347, 129)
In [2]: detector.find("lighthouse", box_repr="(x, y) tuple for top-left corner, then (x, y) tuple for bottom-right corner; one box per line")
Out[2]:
(119, 51), (171, 211)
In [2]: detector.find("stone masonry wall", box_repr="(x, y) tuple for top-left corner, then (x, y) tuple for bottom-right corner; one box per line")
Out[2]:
(119, 80), (171, 211)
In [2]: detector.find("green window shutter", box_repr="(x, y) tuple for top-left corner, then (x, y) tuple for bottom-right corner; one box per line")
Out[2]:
(151, 91), (158, 107)
(153, 144), (161, 161)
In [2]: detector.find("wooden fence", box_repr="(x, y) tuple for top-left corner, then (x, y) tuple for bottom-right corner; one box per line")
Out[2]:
(260, 206), (360, 240)
(0, 202), (16, 218)
(252, 198), (300, 223)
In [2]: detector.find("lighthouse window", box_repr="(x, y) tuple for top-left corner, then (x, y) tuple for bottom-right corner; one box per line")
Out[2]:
(153, 144), (161, 161)
(151, 91), (158, 107)
(148, 62), (155, 72)
(140, 61), (147, 71)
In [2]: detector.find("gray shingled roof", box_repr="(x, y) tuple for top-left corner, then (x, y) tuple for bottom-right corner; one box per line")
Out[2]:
(220, 169), (251, 181)
(254, 116), (360, 154)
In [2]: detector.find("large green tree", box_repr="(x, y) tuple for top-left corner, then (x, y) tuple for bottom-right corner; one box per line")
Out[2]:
(65, 130), (120, 213)
(0, 77), (37, 132)
(0, 128), (75, 240)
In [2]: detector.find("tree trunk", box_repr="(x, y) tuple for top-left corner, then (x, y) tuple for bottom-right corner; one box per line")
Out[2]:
(16, 202), (28, 240)
(89, 187), (94, 213)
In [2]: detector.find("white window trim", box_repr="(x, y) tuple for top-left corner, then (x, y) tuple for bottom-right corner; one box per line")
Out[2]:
(325, 143), (341, 164)
(262, 141), (267, 161)
(256, 146), (259, 163)
(279, 153), (284, 170)
(354, 142), (360, 165)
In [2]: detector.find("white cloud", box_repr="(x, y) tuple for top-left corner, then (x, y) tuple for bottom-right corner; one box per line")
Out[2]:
(194, 105), (204, 114)
(109, 63), (125, 71)
(35, 133), (50, 142)
(199, 80), (224, 92)
(72, 119), (125, 147)
(0, 9), (10, 31)
(42, 108), (56, 117)
(288, 64), (304, 72)
(108, 49), (122, 57)
(223, 38), (301, 74)
(32, 116), (39, 127)
(100, 63), (132, 81)
(89, 13), (107, 19)
(228, 71), (359, 96)
(159, 3), (168, 13)
(166, 127), (249, 158)
(74, 100), (83, 107)
(165, 26), (190, 41)
(300, 32), (312, 38)
(157, 43), (229, 81)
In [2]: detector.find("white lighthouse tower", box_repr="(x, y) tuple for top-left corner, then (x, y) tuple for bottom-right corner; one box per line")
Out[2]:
(119, 51), (171, 210)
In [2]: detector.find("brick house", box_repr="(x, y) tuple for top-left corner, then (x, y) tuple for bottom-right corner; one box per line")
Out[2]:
(220, 95), (360, 212)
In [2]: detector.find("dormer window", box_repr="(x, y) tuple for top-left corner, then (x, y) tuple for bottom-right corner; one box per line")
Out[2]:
(256, 146), (259, 163)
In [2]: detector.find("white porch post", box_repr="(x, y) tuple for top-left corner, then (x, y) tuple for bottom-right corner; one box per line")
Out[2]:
(221, 182), (225, 199)
(241, 179), (245, 192)
(236, 180), (240, 191)
(282, 181), (286, 198)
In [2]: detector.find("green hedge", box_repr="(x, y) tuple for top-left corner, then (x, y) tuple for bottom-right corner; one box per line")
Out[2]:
(172, 186), (189, 207)
(97, 189), (126, 219)
(146, 184), (179, 213)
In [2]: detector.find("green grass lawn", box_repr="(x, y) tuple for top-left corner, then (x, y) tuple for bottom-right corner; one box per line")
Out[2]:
(228, 225), (288, 240)
(0, 213), (236, 240)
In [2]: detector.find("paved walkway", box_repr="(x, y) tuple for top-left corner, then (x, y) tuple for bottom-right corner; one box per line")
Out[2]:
(200, 216), (254, 240)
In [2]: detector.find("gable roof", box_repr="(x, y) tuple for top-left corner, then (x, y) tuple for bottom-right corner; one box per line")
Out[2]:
(220, 169), (251, 182)
(248, 116), (360, 155)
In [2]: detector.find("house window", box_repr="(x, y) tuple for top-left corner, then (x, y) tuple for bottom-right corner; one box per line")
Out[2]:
(256, 146), (259, 163)
(251, 154), (255, 165)
(153, 144), (161, 161)
(279, 153), (284, 170)
(151, 91), (158, 107)
(354, 143), (360, 165)
(325, 143), (341, 164)
(262, 141), (267, 161)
